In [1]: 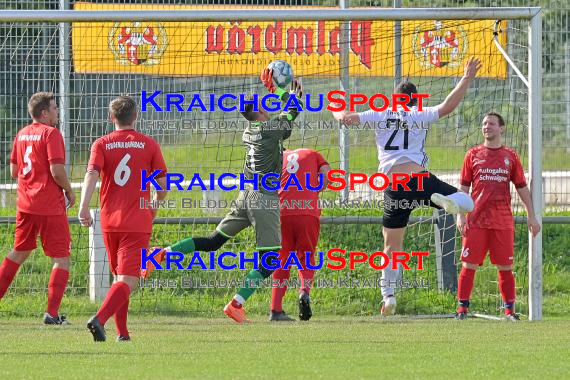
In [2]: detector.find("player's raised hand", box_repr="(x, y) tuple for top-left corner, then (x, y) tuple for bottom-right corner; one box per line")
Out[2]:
(290, 79), (303, 98)
(463, 57), (482, 80)
(78, 207), (93, 227)
(527, 215), (541, 237)
(260, 68), (276, 93)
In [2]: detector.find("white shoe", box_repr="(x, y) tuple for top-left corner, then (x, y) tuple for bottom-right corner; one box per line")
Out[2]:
(430, 193), (460, 214)
(381, 296), (397, 316)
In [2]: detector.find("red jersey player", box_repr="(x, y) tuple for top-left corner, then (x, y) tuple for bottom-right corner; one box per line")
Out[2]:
(270, 148), (331, 321)
(0, 92), (75, 325)
(78, 96), (167, 341)
(456, 112), (540, 320)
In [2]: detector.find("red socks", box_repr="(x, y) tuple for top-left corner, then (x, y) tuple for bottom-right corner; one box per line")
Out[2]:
(47, 268), (69, 316)
(457, 267), (476, 304)
(271, 267), (290, 312)
(0, 257), (20, 299)
(96, 281), (131, 325)
(458, 268), (516, 314)
(499, 270), (516, 313)
(114, 298), (130, 337)
(299, 269), (314, 294)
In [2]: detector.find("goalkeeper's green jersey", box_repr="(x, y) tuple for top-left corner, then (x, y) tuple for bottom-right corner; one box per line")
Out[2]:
(242, 106), (300, 192)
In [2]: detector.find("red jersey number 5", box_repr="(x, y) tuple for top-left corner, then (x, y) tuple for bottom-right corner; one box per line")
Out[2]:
(22, 146), (33, 176)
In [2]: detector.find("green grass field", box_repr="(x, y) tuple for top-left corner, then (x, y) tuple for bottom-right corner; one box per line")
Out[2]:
(1, 316), (569, 379)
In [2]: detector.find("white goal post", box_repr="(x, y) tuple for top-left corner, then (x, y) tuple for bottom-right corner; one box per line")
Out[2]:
(0, 7), (543, 320)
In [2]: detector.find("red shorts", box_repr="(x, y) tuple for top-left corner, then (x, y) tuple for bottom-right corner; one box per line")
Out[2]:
(461, 228), (514, 266)
(14, 211), (70, 258)
(103, 232), (151, 277)
(278, 215), (320, 269)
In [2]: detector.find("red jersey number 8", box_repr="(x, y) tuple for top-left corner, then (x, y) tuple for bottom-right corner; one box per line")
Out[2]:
(286, 153), (299, 174)
(114, 153), (132, 186)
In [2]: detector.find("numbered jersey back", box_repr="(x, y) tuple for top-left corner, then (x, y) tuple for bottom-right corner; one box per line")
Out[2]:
(358, 106), (440, 174)
(88, 129), (167, 233)
(10, 123), (66, 216)
(279, 148), (329, 218)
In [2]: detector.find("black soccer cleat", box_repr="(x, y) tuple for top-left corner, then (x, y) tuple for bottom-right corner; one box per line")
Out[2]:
(87, 316), (106, 342)
(455, 312), (468, 320)
(269, 310), (295, 322)
(116, 335), (131, 342)
(505, 313), (520, 322)
(43, 313), (69, 325)
(299, 292), (312, 321)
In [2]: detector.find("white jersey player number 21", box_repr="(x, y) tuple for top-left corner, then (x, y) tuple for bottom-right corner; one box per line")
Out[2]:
(384, 119), (409, 150)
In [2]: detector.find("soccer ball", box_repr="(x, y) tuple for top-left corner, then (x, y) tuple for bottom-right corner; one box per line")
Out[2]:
(267, 60), (294, 88)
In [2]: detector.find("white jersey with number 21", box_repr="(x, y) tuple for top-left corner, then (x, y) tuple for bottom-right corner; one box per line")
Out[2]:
(358, 106), (440, 174)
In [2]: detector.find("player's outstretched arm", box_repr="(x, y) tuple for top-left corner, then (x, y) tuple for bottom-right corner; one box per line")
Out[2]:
(50, 163), (75, 208)
(78, 170), (99, 227)
(437, 57), (482, 118)
(277, 79), (305, 140)
(516, 186), (541, 237)
(330, 98), (360, 125)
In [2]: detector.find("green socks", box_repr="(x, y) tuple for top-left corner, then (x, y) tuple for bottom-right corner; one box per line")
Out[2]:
(170, 238), (195, 254)
(237, 269), (265, 302)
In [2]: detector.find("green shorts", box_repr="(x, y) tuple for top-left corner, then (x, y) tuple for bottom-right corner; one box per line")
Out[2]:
(216, 190), (281, 250)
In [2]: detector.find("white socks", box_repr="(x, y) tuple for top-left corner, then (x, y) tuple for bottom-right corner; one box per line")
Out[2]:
(381, 263), (401, 298)
(233, 294), (245, 305)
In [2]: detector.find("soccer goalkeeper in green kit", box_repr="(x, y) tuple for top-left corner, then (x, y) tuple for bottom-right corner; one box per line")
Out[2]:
(142, 69), (304, 323)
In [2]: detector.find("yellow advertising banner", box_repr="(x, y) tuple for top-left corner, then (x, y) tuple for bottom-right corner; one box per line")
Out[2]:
(72, 3), (507, 79)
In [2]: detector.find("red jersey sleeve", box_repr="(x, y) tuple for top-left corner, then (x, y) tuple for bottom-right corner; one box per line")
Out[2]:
(87, 139), (105, 173)
(10, 136), (17, 164)
(511, 152), (527, 188)
(151, 141), (167, 179)
(460, 150), (473, 187)
(314, 150), (329, 170)
(46, 128), (65, 165)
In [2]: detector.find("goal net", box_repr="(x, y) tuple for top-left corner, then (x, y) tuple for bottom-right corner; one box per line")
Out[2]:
(0, 4), (542, 319)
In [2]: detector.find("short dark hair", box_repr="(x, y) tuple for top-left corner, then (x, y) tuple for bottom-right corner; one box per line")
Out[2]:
(394, 80), (418, 107)
(239, 95), (258, 122)
(109, 96), (138, 126)
(484, 112), (505, 126)
(28, 92), (55, 119)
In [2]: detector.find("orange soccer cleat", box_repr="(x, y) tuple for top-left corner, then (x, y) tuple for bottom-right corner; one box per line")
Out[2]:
(223, 301), (251, 324)
(140, 247), (167, 279)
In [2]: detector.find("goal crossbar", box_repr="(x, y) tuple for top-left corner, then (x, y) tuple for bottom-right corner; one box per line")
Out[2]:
(0, 8), (540, 22)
